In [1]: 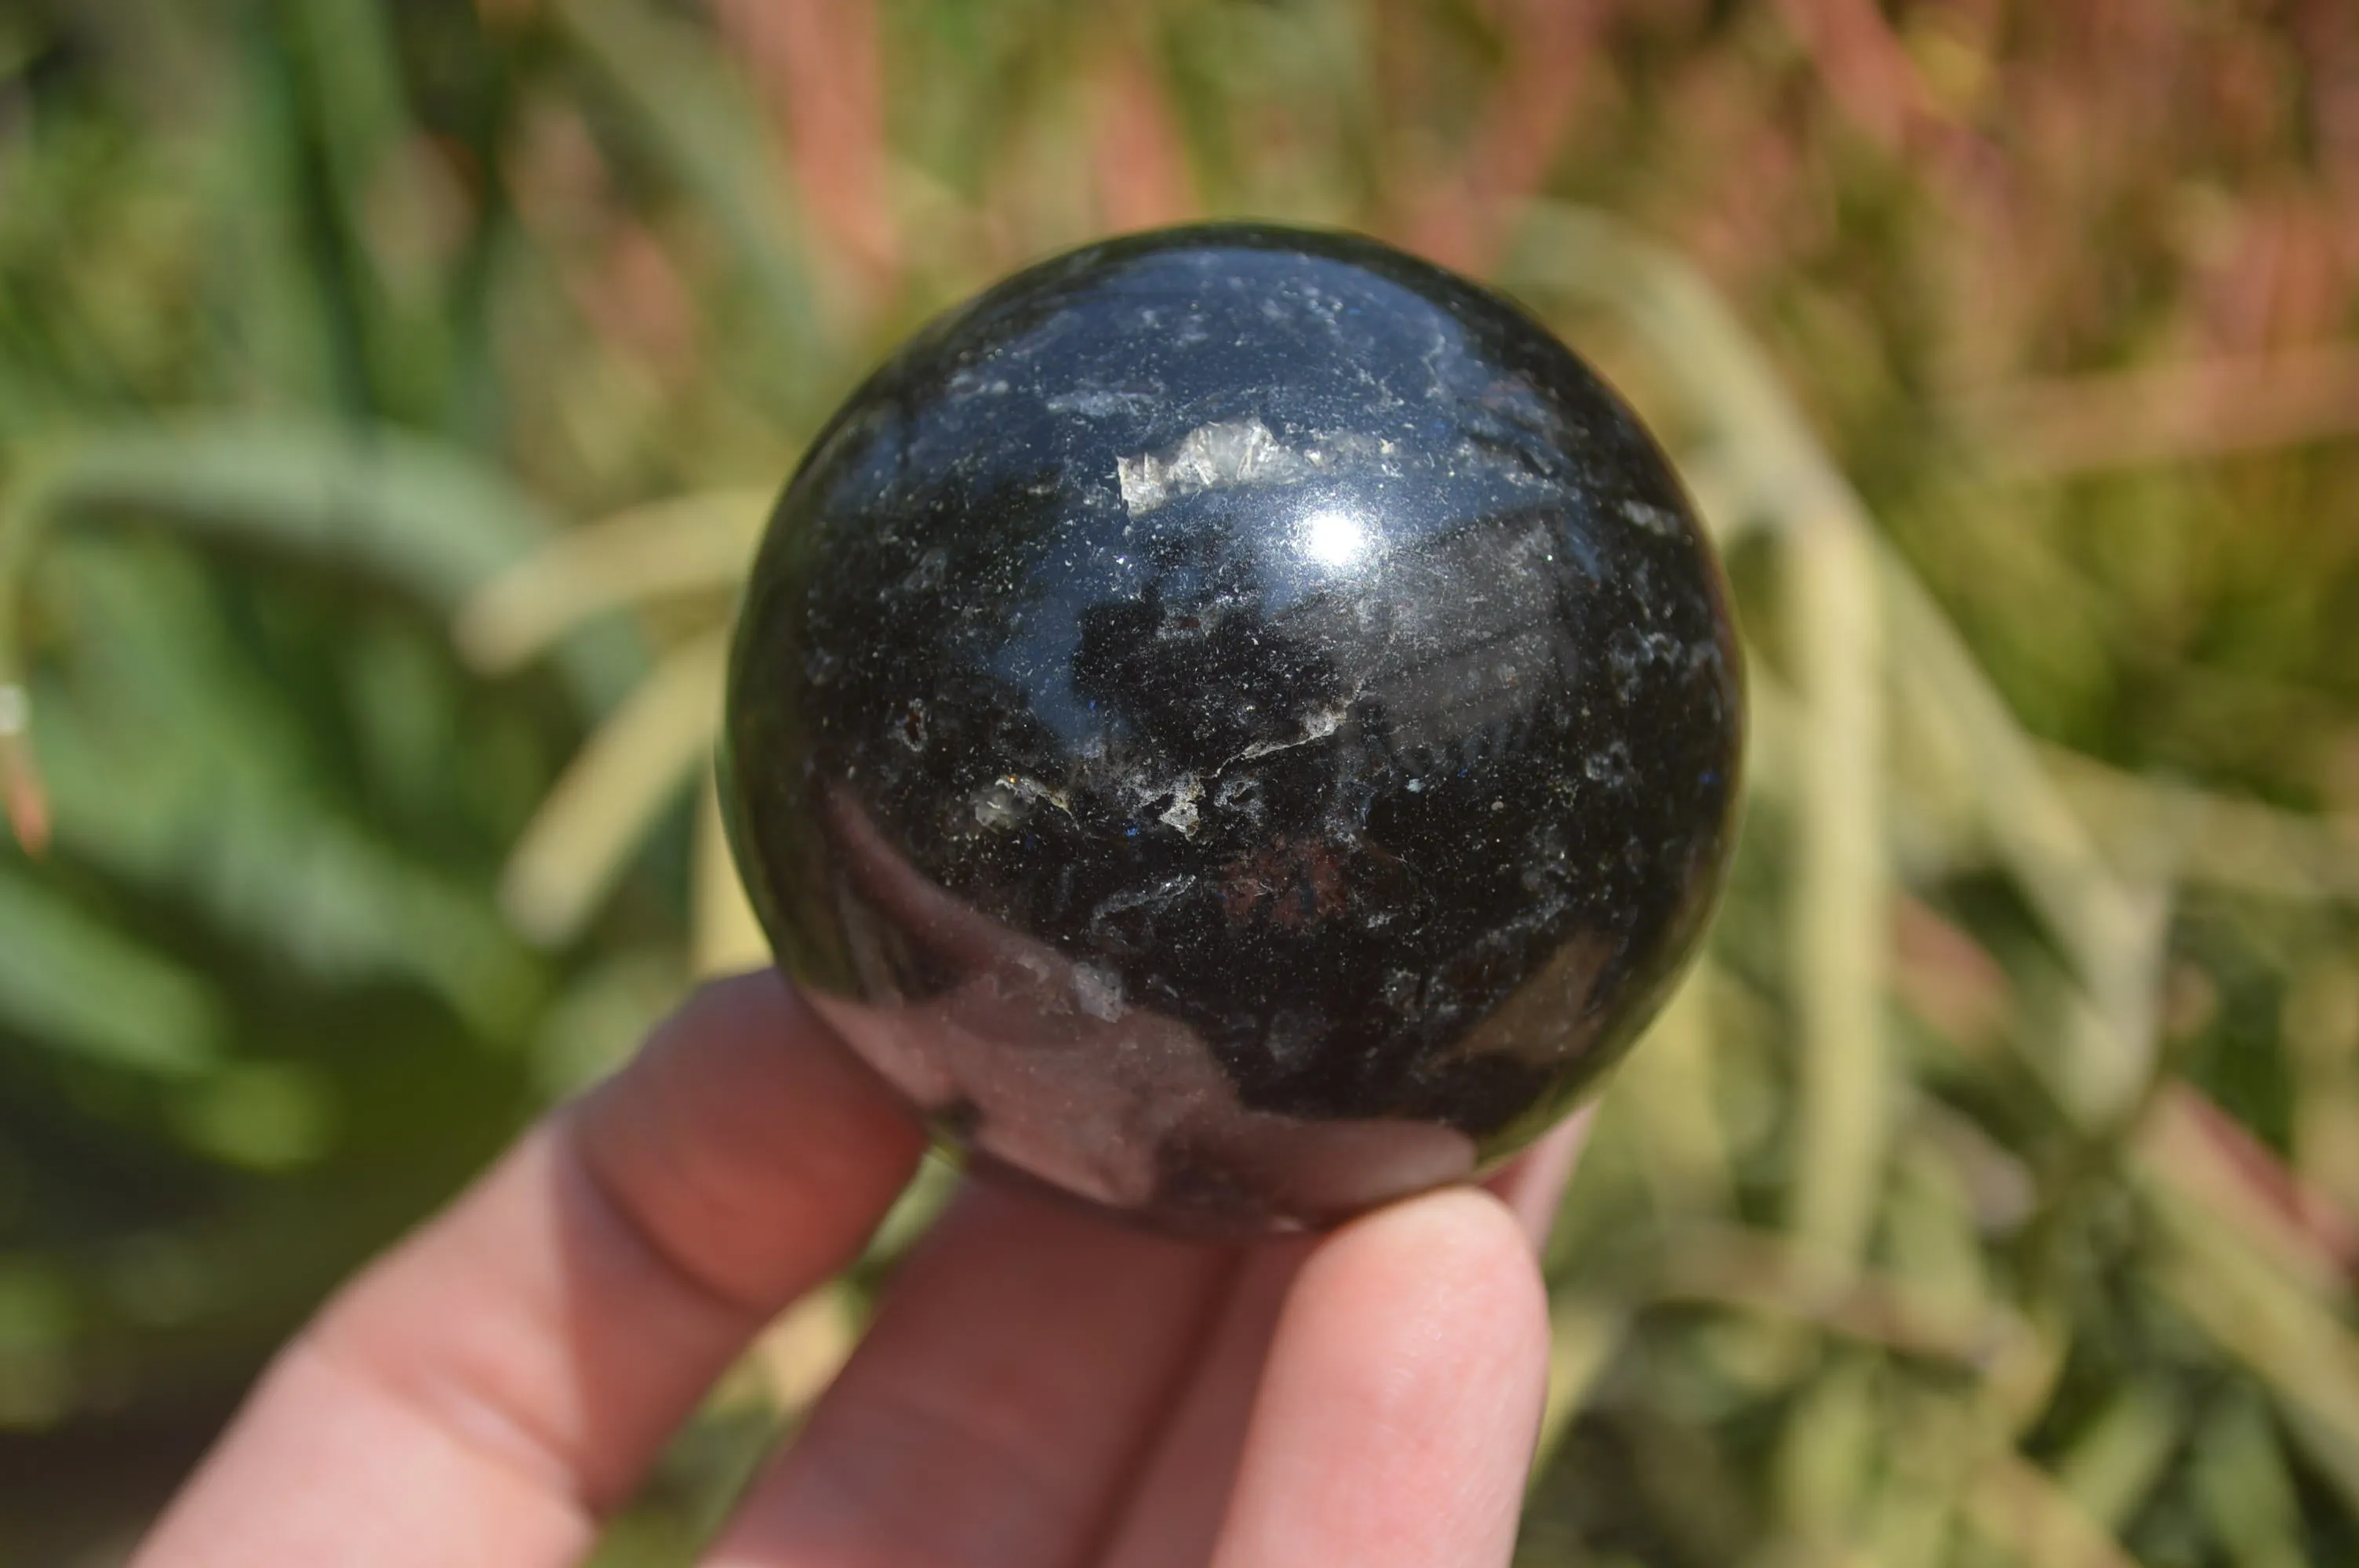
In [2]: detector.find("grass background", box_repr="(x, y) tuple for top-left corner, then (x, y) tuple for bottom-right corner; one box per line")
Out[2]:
(6, 0), (2359, 1563)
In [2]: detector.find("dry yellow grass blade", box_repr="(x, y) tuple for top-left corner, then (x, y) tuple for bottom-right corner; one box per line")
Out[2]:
(2146, 1181), (2359, 1516)
(1775, 1352), (1881, 1555)
(1963, 343), (2359, 476)
(693, 764), (772, 978)
(1881, 1135), (1998, 1329)
(1613, 960), (1735, 1221)
(1962, 1448), (2147, 1568)
(1507, 204), (1898, 1272)
(1863, 1479), (1955, 1568)
(1880, 558), (2167, 1126)
(2052, 1383), (2184, 1535)
(1654, 1227), (2045, 1385)
(751, 1282), (860, 1420)
(499, 628), (731, 946)
(1797, 1381), (2146, 1568)
(2286, 960), (2359, 1221)
(1503, 204), (1850, 547)
(2046, 745), (2359, 905)
(1787, 506), (1888, 1271)
(1512, 203), (2170, 1133)
(453, 488), (769, 673)
(1528, 1294), (1626, 1487)
(1866, 1386), (1980, 1568)
(2135, 1086), (2355, 1305)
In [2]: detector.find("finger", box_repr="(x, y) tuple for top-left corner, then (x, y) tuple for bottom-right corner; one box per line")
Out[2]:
(1099, 1115), (1588, 1568)
(1096, 1240), (1314, 1568)
(706, 1184), (1235, 1568)
(133, 972), (925, 1568)
(1484, 1108), (1596, 1252)
(1210, 1189), (1551, 1568)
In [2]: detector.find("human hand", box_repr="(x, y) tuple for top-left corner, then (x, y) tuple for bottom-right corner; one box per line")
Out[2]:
(130, 970), (1583, 1568)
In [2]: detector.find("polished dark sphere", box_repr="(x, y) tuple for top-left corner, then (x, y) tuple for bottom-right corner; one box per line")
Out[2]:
(722, 223), (1743, 1236)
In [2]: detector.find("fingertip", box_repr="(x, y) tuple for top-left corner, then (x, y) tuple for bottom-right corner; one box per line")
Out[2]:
(1213, 1187), (1550, 1567)
(1483, 1108), (1595, 1254)
(1317, 1185), (1551, 1368)
(1291, 1186), (1554, 1461)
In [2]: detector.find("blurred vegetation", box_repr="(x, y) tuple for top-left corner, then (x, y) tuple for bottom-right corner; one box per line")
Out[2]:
(5, 0), (2359, 1563)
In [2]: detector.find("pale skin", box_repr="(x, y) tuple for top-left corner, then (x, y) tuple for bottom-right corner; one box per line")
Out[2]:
(130, 970), (1588, 1568)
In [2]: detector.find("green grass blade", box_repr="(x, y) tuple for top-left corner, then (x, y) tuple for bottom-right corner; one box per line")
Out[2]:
(0, 868), (224, 1079)
(0, 418), (639, 709)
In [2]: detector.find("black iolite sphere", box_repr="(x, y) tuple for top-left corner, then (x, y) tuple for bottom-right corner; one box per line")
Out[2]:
(722, 223), (1743, 1236)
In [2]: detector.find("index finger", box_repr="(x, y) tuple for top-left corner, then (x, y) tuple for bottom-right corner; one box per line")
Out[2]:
(132, 971), (925, 1568)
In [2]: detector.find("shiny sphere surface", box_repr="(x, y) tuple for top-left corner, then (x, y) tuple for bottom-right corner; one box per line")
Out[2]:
(722, 224), (1743, 1236)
